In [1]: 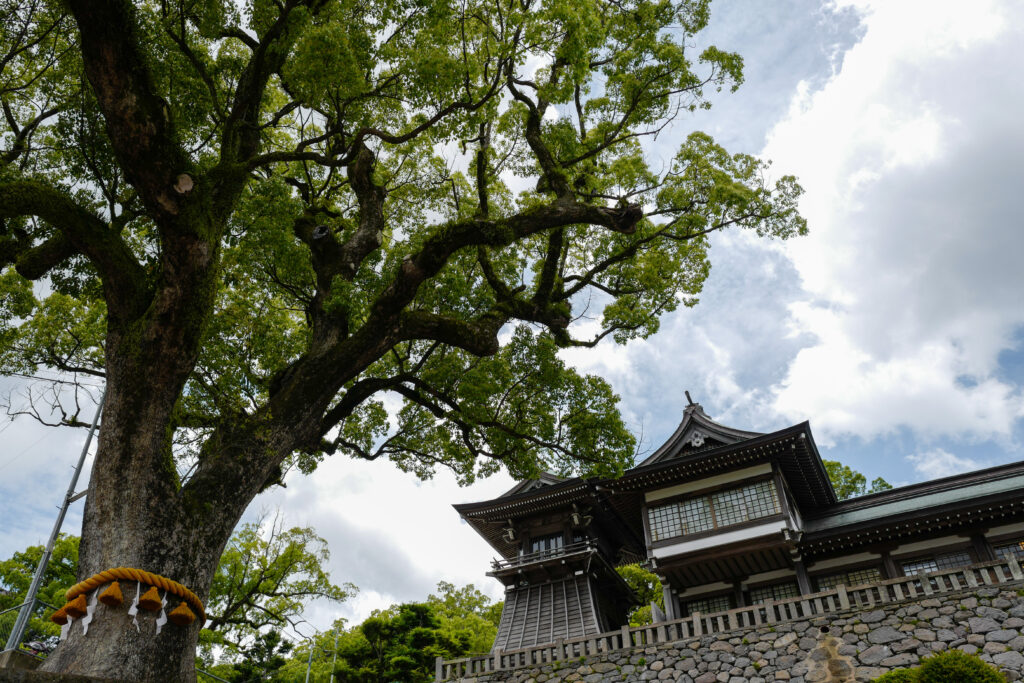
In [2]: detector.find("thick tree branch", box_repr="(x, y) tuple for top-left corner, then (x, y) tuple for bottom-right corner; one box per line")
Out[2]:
(1, 102), (60, 167)
(0, 180), (148, 319)
(220, 0), (317, 166)
(337, 142), (385, 277)
(398, 310), (505, 357)
(66, 0), (192, 223)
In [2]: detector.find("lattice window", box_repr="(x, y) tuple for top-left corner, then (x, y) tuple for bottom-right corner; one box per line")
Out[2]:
(902, 550), (972, 575)
(530, 533), (564, 555)
(647, 479), (780, 543)
(748, 581), (800, 604)
(712, 481), (780, 527)
(683, 594), (732, 616)
(994, 539), (1024, 561)
(678, 497), (714, 535)
(648, 502), (683, 542)
(815, 566), (881, 591)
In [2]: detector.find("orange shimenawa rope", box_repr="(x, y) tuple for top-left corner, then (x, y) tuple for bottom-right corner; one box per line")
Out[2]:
(63, 567), (206, 624)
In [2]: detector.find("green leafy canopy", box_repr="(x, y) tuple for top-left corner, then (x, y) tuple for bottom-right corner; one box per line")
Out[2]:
(823, 460), (893, 501)
(0, 0), (805, 544)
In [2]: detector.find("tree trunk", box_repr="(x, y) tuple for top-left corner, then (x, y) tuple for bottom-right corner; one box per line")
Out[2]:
(39, 341), (253, 681)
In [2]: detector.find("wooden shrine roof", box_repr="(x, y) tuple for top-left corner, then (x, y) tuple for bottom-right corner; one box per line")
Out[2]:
(799, 459), (1024, 555)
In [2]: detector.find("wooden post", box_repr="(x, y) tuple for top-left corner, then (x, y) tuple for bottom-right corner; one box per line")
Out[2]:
(972, 534), (996, 563)
(881, 551), (900, 579)
(836, 584), (850, 610)
(1007, 555), (1024, 581)
(793, 558), (812, 596)
(662, 583), (676, 621)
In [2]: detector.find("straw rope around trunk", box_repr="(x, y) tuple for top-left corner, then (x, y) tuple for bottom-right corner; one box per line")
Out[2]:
(57, 567), (206, 623)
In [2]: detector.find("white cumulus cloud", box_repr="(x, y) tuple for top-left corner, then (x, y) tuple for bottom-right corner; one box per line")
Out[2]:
(763, 0), (1024, 445)
(906, 448), (989, 480)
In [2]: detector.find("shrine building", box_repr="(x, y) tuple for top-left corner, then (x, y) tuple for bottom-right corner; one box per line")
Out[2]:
(454, 399), (1024, 653)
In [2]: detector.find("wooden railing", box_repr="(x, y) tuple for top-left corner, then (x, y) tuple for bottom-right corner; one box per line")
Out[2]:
(489, 541), (594, 573)
(437, 555), (1024, 681)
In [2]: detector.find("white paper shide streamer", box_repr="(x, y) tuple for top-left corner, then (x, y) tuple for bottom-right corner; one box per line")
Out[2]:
(127, 581), (141, 632)
(79, 589), (99, 636)
(154, 591), (168, 635)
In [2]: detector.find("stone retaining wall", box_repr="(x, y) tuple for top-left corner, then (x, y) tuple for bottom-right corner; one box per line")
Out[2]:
(453, 585), (1024, 683)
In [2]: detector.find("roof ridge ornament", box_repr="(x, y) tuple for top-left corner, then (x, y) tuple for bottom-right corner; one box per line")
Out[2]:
(636, 398), (764, 466)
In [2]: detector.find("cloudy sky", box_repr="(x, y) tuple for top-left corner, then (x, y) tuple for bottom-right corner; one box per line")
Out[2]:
(3, 0), (1024, 637)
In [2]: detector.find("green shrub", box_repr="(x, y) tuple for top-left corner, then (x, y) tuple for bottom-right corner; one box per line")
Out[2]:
(874, 670), (917, 683)
(874, 651), (1007, 683)
(916, 650), (1005, 683)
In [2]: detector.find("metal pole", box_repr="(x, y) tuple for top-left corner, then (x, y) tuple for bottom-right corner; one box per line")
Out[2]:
(304, 637), (315, 683)
(3, 388), (105, 652)
(329, 628), (338, 683)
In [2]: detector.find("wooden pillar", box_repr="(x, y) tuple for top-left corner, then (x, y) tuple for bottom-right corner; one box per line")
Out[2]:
(733, 580), (746, 608)
(794, 558), (812, 595)
(881, 550), (900, 578)
(971, 533), (996, 562)
(661, 583), (677, 621)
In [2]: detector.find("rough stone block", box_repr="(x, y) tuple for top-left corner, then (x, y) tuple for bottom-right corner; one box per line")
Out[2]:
(880, 653), (917, 667)
(969, 617), (1002, 633)
(993, 650), (1024, 668)
(892, 638), (921, 653)
(987, 629), (1019, 643)
(773, 633), (797, 649)
(867, 626), (903, 644)
(858, 645), (892, 666)
(977, 606), (1009, 621)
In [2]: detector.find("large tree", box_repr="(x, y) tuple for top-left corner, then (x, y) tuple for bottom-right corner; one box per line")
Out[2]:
(0, 0), (805, 678)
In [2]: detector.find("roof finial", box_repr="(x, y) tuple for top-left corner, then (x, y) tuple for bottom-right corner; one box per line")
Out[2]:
(685, 390), (695, 406)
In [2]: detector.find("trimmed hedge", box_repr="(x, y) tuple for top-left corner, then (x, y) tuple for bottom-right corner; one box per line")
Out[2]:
(874, 650), (1006, 682)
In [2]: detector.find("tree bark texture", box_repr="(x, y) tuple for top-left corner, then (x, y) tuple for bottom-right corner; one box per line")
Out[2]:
(40, 358), (238, 681)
